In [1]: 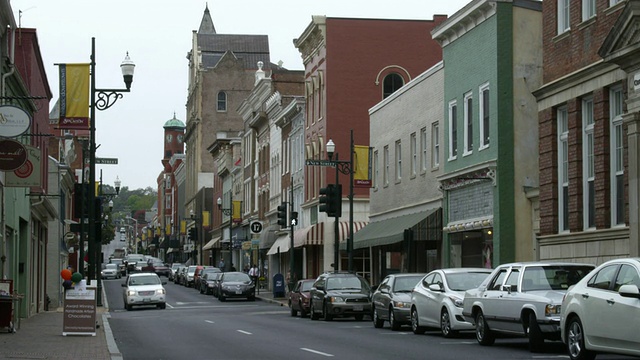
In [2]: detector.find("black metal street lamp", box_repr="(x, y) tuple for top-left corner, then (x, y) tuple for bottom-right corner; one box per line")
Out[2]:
(88, 37), (135, 307)
(326, 130), (355, 272)
(189, 209), (202, 265)
(217, 193), (232, 270)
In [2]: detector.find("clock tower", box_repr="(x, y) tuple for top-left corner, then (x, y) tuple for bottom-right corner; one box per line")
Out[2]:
(163, 113), (186, 166)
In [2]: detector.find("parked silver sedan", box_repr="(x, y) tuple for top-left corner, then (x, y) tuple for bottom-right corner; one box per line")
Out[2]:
(371, 273), (425, 330)
(410, 268), (491, 337)
(461, 262), (594, 352)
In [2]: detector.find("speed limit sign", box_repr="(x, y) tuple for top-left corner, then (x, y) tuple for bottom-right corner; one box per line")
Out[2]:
(250, 221), (263, 234)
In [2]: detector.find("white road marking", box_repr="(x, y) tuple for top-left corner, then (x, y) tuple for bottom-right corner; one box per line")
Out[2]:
(532, 356), (568, 359)
(237, 330), (252, 335)
(166, 303), (174, 308)
(205, 320), (215, 324)
(440, 341), (477, 345)
(301, 348), (334, 357)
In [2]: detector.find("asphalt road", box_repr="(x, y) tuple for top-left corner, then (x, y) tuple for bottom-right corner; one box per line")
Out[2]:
(102, 278), (638, 360)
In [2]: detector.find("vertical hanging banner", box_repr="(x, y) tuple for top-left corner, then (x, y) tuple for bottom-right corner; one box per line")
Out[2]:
(232, 200), (242, 223)
(59, 64), (90, 129)
(353, 145), (372, 188)
(202, 211), (210, 229)
(180, 220), (186, 235)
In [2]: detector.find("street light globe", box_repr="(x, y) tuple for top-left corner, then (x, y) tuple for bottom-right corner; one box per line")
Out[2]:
(216, 197), (222, 209)
(120, 52), (135, 89)
(108, 199), (114, 210)
(114, 176), (121, 194)
(326, 139), (335, 159)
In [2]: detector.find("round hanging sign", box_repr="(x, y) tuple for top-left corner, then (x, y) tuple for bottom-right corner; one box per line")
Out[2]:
(0, 139), (28, 171)
(0, 105), (31, 138)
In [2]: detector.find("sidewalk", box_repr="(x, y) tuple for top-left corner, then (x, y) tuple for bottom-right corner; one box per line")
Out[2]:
(0, 288), (287, 360)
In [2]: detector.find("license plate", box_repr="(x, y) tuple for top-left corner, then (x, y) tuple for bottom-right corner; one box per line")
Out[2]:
(353, 305), (363, 311)
(143, 298), (151, 302)
(235, 290), (242, 294)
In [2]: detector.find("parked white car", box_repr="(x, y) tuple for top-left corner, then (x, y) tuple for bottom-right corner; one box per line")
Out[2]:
(121, 273), (167, 311)
(561, 257), (640, 360)
(461, 262), (594, 352)
(410, 268), (491, 337)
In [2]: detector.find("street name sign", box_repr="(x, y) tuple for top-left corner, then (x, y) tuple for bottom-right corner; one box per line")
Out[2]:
(95, 157), (118, 165)
(305, 160), (337, 167)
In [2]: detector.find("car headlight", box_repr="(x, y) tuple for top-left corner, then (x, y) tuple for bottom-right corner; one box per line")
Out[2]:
(156, 289), (166, 295)
(393, 301), (411, 309)
(545, 304), (561, 316)
(448, 295), (464, 308)
(126, 290), (136, 296)
(330, 296), (345, 303)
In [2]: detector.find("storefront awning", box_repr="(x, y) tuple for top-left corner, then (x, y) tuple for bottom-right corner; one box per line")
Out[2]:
(351, 209), (438, 250)
(259, 224), (278, 249)
(202, 237), (221, 251)
(267, 235), (291, 255)
(167, 248), (175, 254)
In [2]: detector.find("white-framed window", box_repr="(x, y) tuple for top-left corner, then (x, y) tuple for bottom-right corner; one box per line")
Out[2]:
(448, 100), (458, 160)
(383, 145), (389, 186)
(432, 122), (440, 169)
(420, 127), (427, 172)
(479, 83), (490, 149)
(610, 86), (625, 226)
(395, 140), (402, 181)
(373, 150), (379, 189)
(558, 0), (570, 34)
(610, 0), (623, 6)
(217, 91), (227, 112)
(410, 132), (417, 177)
(463, 92), (473, 155)
(582, 96), (595, 230)
(558, 106), (569, 232)
(582, 0), (596, 21)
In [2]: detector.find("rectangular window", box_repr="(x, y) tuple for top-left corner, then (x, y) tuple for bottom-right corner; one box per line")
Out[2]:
(432, 122), (440, 169)
(610, 86), (625, 226)
(464, 92), (473, 155)
(479, 84), (490, 148)
(558, 106), (569, 232)
(583, 97), (595, 229)
(395, 140), (402, 181)
(410, 133), (417, 177)
(610, 0), (623, 6)
(383, 145), (389, 186)
(449, 100), (457, 160)
(420, 127), (427, 172)
(558, 0), (570, 34)
(582, 0), (596, 21)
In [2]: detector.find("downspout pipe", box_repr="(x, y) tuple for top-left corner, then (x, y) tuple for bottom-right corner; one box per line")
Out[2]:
(1, 24), (16, 103)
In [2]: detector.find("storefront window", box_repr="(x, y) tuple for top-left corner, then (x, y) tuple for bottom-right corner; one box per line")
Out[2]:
(450, 229), (493, 268)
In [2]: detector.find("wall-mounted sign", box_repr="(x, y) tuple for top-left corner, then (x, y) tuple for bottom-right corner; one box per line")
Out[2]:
(6, 144), (41, 187)
(0, 139), (28, 171)
(0, 105), (31, 138)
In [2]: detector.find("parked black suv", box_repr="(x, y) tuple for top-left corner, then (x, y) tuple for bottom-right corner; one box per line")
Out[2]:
(309, 272), (372, 321)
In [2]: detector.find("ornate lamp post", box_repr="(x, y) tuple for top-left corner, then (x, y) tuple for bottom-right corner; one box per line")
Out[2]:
(326, 130), (355, 272)
(87, 38), (134, 307)
(217, 193), (232, 271)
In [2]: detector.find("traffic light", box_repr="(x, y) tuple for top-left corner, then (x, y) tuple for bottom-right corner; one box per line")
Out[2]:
(290, 211), (298, 226)
(319, 184), (342, 217)
(188, 228), (197, 242)
(277, 203), (287, 227)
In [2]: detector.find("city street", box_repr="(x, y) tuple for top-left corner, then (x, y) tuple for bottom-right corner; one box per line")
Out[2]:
(102, 278), (637, 360)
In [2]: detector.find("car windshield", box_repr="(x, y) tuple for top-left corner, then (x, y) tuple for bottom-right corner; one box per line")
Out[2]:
(445, 271), (492, 291)
(129, 276), (161, 286)
(171, 264), (184, 270)
(522, 265), (594, 291)
(105, 264), (118, 270)
(392, 276), (423, 292)
(223, 273), (251, 282)
(300, 281), (314, 292)
(326, 276), (368, 291)
(151, 262), (164, 267)
(111, 259), (123, 265)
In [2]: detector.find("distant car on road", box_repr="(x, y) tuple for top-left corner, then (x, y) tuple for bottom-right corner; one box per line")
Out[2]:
(124, 254), (146, 273)
(109, 258), (127, 277)
(169, 263), (184, 281)
(461, 261), (594, 352)
(288, 279), (315, 318)
(121, 273), (167, 311)
(101, 263), (121, 280)
(142, 260), (170, 277)
(200, 271), (223, 296)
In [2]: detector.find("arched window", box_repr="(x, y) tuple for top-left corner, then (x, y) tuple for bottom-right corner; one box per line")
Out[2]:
(383, 73), (404, 98)
(217, 91), (227, 112)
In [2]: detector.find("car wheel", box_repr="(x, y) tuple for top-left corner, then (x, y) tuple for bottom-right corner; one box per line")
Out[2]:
(441, 308), (457, 338)
(323, 303), (333, 321)
(248, 295), (255, 301)
(199, 286), (204, 294)
(475, 310), (495, 346)
(389, 307), (400, 331)
(158, 303), (166, 309)
(290, 301), (298, 317)
(373, 308), (384, 328)
(567, 316), (596, 360)
(219, 293), (226, 302)
(126, 304), (132, 311)
(299, 304), (308, 318)
(527, 313), (544, 353)
(411, 307), (426, 335)
(310, 303), (319, 320)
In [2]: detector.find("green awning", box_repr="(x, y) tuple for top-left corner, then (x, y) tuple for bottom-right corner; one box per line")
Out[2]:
(349, 209), (437, 250)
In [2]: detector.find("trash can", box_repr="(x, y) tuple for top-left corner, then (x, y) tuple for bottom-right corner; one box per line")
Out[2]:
(0, 295), (14, 333)
(273, 273), (285, 298)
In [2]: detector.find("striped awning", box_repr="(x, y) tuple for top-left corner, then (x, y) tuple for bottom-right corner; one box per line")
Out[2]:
(338, 221), (368, 242)
(294, 221), (368, 247)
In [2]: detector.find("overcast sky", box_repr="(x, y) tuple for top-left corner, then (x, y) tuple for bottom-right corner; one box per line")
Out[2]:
(11, 0), (471, 190)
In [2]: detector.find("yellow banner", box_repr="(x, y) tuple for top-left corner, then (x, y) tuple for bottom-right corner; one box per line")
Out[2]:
(59, 64), (90, 129)
(165, 223), (171, 235)
(180, 220), (186, 235)
(202, 211), (210, 228)
(353, 145), (372, 188)
(232, 200), (242, 223)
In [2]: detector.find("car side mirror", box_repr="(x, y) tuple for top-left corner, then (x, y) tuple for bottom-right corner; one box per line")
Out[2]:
(619, 284), (640, 299)
(315, 284), (324, 291)
(121, 283), (126, 287)
(501, 284), (513, 294)
(428, 284), (442, 292)
(162, 281), (167, 285)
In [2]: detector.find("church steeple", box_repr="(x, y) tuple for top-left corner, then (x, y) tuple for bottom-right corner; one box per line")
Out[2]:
(198, 3), (216, 35)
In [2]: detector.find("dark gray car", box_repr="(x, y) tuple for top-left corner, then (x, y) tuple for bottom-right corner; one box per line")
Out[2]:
(372, 273), (425, 330)
(309, 272), (372, 321)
